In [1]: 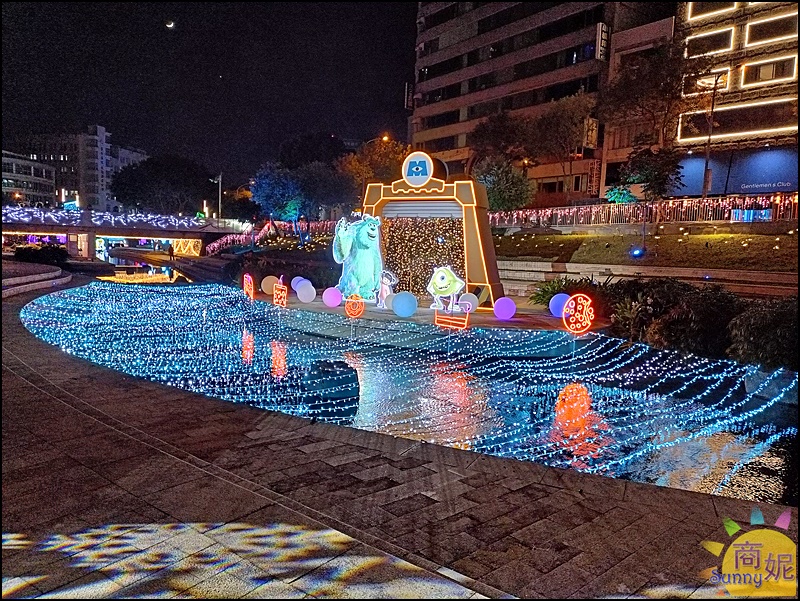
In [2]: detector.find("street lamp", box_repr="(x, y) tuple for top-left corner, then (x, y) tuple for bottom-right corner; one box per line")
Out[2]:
(210, 174), (222, 226)
(697, 71), (726, 200)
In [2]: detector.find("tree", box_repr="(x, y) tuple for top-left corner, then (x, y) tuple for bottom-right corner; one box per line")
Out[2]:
(278, 132), (348, 169)
(473, 156), (532, 211)
(250, 162), (306, 222)
(620, 141), (685, 203)
(597, 38), (714, 147)
(528, 92), (595, 199)
(336, 140), (410, 202)
(469, 112), (532, 163)
(110, 155), (215, 215)
(222, 190), (261, 223)
(294, 161), (354, 219)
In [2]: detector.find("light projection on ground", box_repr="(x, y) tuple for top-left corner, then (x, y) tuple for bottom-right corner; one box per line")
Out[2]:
(18, 282), (799, 504)
(1, 521), (475, 599)
(332, 215), (383, 300)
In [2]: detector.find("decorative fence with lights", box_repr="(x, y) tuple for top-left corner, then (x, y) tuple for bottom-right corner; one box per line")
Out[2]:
(202, 194), (799, 255)
(487, 194), (798, 227)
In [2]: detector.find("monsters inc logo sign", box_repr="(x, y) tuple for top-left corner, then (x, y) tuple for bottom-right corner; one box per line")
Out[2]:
(402, 151), (434, 188)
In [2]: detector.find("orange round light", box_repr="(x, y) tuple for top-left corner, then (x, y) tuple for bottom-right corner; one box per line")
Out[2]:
(345, 294), (365, 318)
(562, 293), (595, 335)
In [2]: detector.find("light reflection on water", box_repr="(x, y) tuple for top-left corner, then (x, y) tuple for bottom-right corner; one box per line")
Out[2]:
(19, 282), (798, 505)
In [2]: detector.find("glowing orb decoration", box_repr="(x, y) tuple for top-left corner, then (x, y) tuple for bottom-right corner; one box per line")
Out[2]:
(273, 278), (288, 308)
(261, 275), (279, 295)
(549, 292), (570, 317)
(322, 287), (343, 308)
(392, 291), (418, 318)
(493, 297), (516, 320)
(345, 294), (365, 318)
(291, 276), (309, 291)
(243, 273), (255, 301)
(563, 293), (595, 335)
(385, 293), (396, 311)
(458, 292), (479, 314)
(401, 151), (435, 189)
(296, 281), (316, 303)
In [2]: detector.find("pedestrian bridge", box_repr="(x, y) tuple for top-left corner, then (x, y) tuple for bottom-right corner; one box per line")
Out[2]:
(2, 206), (249, 258)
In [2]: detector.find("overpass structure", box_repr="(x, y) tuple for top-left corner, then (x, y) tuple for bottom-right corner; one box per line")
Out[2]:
(2, 207), (248, 258)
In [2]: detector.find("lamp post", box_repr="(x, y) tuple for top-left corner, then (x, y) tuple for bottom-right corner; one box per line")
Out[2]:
(210, 174), (222, 226)
(699, 71), (725, 200)
(360, 134), (390, 200)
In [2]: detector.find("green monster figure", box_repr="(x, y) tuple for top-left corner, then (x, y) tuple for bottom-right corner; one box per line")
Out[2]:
(427, 266), (465, 313)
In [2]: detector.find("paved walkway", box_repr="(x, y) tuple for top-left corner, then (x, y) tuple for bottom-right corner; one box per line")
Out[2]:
(3, 278), (797, 599)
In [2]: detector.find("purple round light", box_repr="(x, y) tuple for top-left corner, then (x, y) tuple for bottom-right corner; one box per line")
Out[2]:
(322, 287), (343, 308)
(549, 293), (570, 317)
(493, 297), (517, 320)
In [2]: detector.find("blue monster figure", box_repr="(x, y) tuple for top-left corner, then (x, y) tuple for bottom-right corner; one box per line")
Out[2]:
(332, 215), (383, 301)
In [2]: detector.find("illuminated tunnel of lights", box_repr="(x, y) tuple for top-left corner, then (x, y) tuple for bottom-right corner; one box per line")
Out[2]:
(19, 282), (798, 504)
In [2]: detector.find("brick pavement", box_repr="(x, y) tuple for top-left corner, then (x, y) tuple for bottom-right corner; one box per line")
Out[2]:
(3, 280), (797, 599)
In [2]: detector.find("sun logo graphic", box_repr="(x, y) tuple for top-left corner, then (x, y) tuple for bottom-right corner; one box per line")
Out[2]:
(701, 507), (796, 597)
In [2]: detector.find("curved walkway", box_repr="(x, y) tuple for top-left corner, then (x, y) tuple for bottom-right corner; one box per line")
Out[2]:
(3, 280), (797, 599)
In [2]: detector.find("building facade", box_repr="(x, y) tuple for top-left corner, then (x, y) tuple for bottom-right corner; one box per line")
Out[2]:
(2, 151), (57, 207)
(671, 1), (798, 196)
(8, 125), (148, 212)
(409, 2), (676, 206)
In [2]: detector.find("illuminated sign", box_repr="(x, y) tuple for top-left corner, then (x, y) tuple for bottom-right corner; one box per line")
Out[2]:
(563, 293), (595, 335)
(242, 329), (254, 365)
(273, 277), (288, 308)
(345, 294), (365, 318)
(362, 152), (504, 307)
(402, 151), (435, 188)
(434, 310), (470, 330)
(243, 273), (254, 301)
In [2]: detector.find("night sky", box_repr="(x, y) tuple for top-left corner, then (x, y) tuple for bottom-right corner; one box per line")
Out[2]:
(2, 2), (419, 183)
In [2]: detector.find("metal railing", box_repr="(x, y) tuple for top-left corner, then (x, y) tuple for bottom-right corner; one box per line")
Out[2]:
(487, 194), (798, 227)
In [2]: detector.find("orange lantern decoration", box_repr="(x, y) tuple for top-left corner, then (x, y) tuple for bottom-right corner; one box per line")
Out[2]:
(243, 273), (255, 301)
(345, 294), (365, 318)
(273, 280), (288, 308)
(562, 293), (594, 335)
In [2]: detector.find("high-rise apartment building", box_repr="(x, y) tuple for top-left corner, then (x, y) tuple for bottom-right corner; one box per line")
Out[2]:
(672, 2), (798, 196)
(8, 125), (148, 212)
(2, 150), (56, 207)
(409, 2), (676, 206)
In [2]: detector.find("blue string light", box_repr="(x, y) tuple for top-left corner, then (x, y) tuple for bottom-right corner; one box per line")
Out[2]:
(19, 282), (798, 503)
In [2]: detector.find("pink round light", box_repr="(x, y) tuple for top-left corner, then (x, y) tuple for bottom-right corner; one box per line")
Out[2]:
(322, 287), (342, 308)
(493, 296), (516, 320)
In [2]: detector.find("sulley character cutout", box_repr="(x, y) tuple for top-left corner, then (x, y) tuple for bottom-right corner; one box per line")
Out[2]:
(333, 215), (384, 300)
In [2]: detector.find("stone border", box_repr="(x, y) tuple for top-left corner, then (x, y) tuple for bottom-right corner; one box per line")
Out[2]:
(2, 266), (62, 287)
(2, 273), (73, 299)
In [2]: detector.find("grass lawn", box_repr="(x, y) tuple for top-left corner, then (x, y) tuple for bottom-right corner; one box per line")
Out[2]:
(494, 232), (798, 272)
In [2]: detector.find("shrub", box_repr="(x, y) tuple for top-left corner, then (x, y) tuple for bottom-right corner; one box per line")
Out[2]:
(607, 278), (695, 341)
(237, 254), (339, 290)
(727, 297), (798, 372)
(13, 244), (69, 266)
(644, 285), (744, 359)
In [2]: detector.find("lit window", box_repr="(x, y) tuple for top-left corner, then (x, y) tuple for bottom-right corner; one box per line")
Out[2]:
(678, 97), (798, 142)
(683, 68), (731, 95)
(688, 2), (737, 21)
(745, 12), (798, 47)
(741, 55), (797, 87)
(686, 28), (735, 56)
